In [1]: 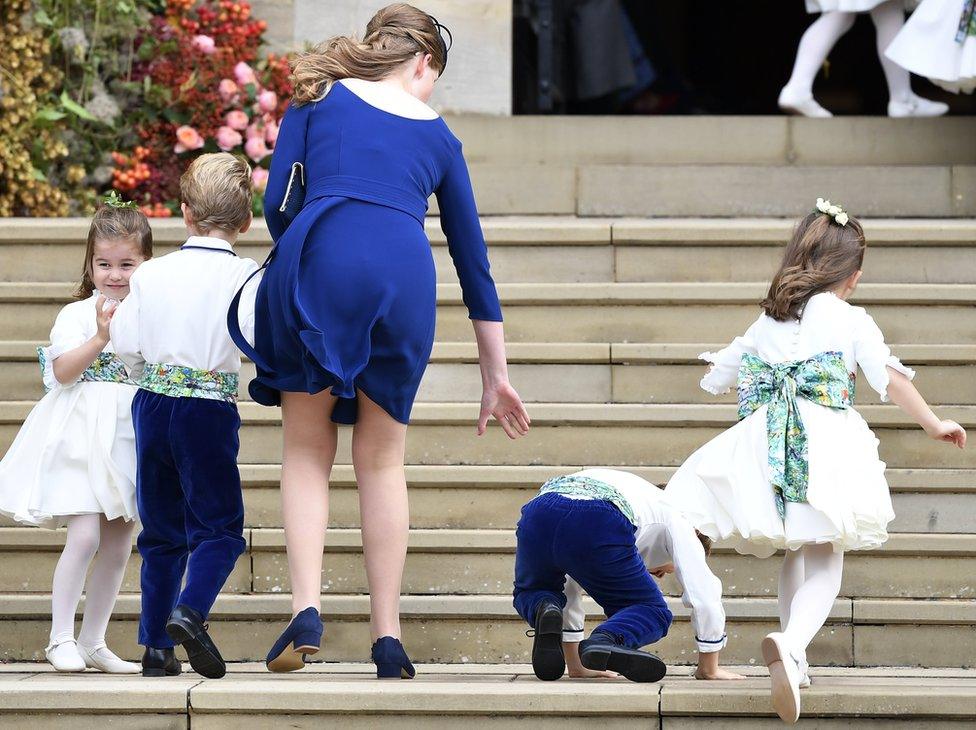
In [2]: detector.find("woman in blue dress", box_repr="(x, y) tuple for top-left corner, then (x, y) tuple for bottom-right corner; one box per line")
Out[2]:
(242, 4), (530, 677)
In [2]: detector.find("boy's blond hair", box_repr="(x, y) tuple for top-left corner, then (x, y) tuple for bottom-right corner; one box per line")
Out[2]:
(180, 153), (253, 234)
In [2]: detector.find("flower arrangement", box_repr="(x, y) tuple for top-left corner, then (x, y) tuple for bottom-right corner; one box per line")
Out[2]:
(121, 0), (292, 215)
(2, 0), (290, 217)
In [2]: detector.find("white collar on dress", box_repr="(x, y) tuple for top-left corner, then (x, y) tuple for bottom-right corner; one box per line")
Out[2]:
(338, 78), (440, 120)
(181, 236), (237, 255)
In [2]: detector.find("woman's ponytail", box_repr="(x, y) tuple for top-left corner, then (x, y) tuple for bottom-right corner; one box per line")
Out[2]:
(291, 4), (449, 105)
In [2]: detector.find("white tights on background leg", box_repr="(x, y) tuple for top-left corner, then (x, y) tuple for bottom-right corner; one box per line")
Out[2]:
(871, 1), (949, 116)
(47, 514), (101, 671)
(781, 543), (844, 661)
(777, 549), (810, 687)
(779, 12), (856, 116)
(76, 516), (140, 673)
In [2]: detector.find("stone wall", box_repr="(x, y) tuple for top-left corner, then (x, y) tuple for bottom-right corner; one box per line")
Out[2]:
(251, 0), (512, 115)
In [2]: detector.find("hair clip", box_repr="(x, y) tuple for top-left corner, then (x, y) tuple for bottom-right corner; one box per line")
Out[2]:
(428, 14), (452, 72)
(815, 197), (849, 226)
(102, 190), (139, 210)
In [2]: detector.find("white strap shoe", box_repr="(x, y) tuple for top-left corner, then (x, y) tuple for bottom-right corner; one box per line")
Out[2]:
(762, 632), (802, 724)
(888, 95), (949, 118)
(778, 87), (832, 118)
(78, 642), (141, 674)
(45, 639), (86, 672)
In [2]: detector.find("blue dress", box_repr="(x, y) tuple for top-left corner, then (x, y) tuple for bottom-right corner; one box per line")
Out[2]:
(249, 81), (502, 425)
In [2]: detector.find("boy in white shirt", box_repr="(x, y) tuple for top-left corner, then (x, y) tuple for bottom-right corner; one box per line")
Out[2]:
(513, 468), (743, 682)
(111, 153), (259, 679)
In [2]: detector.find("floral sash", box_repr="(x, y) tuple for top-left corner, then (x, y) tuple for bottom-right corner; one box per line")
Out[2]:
(539, 474), (637, 526)
(139, 363), (238, 403)
(737, 351), (855, 519)
(958, 0), (975, 42)
(37, 348), (134, 392)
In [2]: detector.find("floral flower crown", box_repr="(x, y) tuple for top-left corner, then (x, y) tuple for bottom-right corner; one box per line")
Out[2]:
(815, 198), (849, 226)
(102, 190), (138, 210)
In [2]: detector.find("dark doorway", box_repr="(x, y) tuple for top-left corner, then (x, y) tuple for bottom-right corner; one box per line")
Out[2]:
(514, 1), (974, 115)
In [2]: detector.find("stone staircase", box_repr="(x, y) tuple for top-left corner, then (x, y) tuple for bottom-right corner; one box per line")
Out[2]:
(1, 116), (975, 725)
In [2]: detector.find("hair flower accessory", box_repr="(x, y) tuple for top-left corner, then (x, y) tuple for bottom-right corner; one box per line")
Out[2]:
(815, 197), (849, 226)
(102, 190), (138, 210)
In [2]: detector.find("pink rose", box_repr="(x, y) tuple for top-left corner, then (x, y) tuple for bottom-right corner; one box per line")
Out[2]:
(245, 121), (263, 141)
(174, 125), (204, 154)
(234, 61), (257, 86)
(215, 125), (243, 151)
(257, 90), (278, 113)
(218, 79), (239, 103)
(265, 120), (279, 146)
(225, 110), (249, 131)
(251, 168), (269, 191)
(244, 136), (269, 162)
(192, 35), (216, 55)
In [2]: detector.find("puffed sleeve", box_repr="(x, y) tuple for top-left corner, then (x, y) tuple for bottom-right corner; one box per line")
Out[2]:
(434, 144), (503, 322)
(699, 314), (763, 395)
(853, 307), (915, 402)
(110, 270), (145, 382)
(667, 513), (727, 654)
(264, 101), (313, 243)
(561, 576), (586, 643)
(233, 258), (262, 347)
(38, 301), (92, 390)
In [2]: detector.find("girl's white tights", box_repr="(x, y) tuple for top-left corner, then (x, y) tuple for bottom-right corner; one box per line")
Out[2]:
(784, 1), (912, 102)
(777, 543), (844, 665)
(49, 514), (134, 647)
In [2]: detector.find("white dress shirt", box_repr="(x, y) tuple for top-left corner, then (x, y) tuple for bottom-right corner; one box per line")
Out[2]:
(560, 468), (728, 654)
(111, 236), (259, 381)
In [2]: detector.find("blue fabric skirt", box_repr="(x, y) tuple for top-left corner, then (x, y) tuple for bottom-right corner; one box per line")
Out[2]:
(250, 197), (437, 424)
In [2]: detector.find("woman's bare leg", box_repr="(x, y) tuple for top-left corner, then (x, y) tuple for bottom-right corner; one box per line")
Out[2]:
(351, 391), (409, 641)
(280, 390), (338, 616)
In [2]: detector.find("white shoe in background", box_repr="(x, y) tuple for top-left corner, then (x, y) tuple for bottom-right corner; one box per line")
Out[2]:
(45, 639), (86, 672)
(78, 642), (141, 674)
(888, 95), (950, 117)
(762, 632), (802, 724)
(778, 87), (833, 118)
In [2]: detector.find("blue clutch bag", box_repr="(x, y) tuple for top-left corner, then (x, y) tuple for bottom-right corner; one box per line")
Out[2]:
(278, 161), (305, 228)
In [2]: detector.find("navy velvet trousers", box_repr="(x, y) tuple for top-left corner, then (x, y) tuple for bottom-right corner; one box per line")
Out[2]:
(512, 493), (673, 649)
(132, 390), (246, 648)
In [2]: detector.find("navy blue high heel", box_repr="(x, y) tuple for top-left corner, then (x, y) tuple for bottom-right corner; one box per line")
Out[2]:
(371, 636), (416, 679)
(265, 607), (323, 672)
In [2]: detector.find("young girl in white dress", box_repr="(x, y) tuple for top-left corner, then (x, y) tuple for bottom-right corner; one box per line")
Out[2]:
(664, 200), (966, 724)
(0, 200), (153, 673)
(886, 0), (976, 94)
(780, 1), (949, 117)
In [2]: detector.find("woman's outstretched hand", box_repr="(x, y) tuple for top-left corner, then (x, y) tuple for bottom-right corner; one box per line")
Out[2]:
(478, 380), (530, 439)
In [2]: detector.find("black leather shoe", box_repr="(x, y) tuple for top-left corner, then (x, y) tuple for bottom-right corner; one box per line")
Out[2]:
(142, 647), (181, 677)
(531, 599), (565, 681)
(579, 631), (667, 683)
(165, 604), (226, 679)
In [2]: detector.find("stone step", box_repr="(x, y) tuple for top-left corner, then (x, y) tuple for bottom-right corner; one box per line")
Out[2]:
(0, 593), (972, 668)
(2, 465), (969, 533)
(2, 282), (975, 343)
(576, 165), (976, 218)
(4, 402), (975, 468)
(4, 341), (974, 405)
(2, 665), (974, 728)
(1, 665), (975, 729)
(4, 217), (976, 284)
(2, 528), (966, 599)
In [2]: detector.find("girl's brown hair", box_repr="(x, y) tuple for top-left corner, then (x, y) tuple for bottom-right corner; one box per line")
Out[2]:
(77, 205), (153, 299)
(761, 211), (866, 322)
(291, 3), (448, 105)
